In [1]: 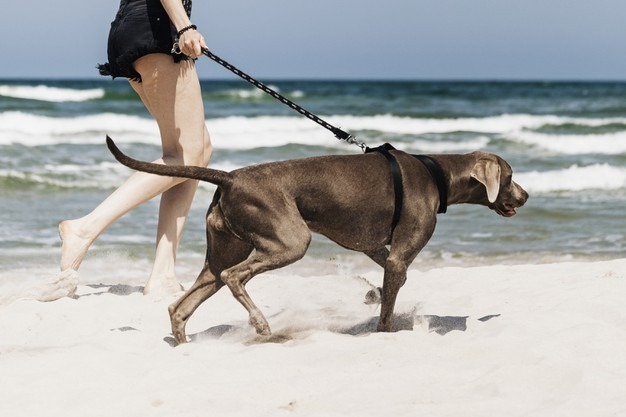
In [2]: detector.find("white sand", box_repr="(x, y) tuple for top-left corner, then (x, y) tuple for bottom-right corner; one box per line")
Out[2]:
(1, 259), (625, 417)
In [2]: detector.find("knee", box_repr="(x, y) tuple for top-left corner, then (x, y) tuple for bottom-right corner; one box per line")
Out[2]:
(384, 255), (409, 275)
(220, 270), (239, 291)
(165, 132), (212, 168)
(181, 128), (212, 167)
(202, 129), (213, 167)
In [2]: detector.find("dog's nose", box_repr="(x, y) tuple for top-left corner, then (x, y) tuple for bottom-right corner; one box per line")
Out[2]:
(516, 185), (529, 206)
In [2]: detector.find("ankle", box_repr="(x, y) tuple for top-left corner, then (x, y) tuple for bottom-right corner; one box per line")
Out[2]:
(143, 277), (183, 296)
(60, 218), (97, 242)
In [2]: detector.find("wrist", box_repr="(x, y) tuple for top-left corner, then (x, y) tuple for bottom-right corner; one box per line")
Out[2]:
(177, 24), (197, 38)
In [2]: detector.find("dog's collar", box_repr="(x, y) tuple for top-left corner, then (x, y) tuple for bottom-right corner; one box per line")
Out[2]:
(411, 155), (448, 214)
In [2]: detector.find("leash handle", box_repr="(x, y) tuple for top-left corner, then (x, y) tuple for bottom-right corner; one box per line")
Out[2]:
(200, 48), (367, 152)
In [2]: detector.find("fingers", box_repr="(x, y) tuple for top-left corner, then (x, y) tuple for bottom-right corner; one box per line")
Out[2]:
(179, 30), (205, 59)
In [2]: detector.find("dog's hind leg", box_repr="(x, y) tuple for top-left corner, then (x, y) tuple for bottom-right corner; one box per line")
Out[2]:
(221, 258), (272, 336)
(168, 263), (224, 344)
(169, 206), (254, 344)
(220, 222), (312, 336)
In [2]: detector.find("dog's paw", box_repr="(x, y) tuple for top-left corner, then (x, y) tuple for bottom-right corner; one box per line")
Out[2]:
(364, 287), (382, 305)
(249, 313), (271, 336)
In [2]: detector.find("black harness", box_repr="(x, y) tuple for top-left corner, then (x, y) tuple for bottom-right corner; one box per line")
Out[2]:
(366, 143), (448, 232)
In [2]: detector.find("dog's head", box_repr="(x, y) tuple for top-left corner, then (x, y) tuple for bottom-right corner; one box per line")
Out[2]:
(470, 154), (528, 217)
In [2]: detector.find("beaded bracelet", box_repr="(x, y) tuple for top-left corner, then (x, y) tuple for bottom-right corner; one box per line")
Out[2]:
(177, 24), (197, 37)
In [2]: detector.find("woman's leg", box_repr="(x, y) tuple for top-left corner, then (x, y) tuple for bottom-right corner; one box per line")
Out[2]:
(130, 55), (212, 294)
(59, 54), (212, 294)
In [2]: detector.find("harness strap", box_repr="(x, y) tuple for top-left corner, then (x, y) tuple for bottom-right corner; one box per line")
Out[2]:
(365, 143), (404, 232)
(366, 144), (449, 233)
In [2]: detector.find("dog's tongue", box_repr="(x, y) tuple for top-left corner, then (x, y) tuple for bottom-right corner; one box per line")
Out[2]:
(502, 203), (517, 216)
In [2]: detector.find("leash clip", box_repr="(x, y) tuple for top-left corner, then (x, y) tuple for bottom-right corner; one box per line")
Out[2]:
(171, 40), (182, 55)
(345, 134), (368, 153)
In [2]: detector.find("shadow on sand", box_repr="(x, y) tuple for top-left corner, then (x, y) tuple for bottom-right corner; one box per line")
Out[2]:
(166, 312), (502, 346)
(337, 313), (500, 336)
(78, 283), (145, 298)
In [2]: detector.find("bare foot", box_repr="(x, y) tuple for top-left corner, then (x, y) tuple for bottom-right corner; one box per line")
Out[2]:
(59, 220), (94, 271)
(35, 269), (79, 302)
(143, 279), (184, 298)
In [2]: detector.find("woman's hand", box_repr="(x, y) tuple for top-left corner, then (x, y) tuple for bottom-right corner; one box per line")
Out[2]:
(159, 0), (206, 58)
(179, 28), (206, 59)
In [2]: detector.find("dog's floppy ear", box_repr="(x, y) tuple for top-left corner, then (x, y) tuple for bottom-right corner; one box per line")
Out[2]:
(470, 158), (501, 203)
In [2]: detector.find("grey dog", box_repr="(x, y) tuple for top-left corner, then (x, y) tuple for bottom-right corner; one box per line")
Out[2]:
(106, 137), (528, 344)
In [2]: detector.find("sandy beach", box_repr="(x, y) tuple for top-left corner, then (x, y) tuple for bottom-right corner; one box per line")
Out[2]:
(1, 258), (624, 417)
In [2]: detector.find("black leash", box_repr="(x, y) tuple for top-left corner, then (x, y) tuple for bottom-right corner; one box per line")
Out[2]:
(200, 48), (368, 152)
(191, 47), (449, 231)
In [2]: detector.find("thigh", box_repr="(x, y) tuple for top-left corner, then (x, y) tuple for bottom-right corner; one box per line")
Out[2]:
(128, 78), (154, 116)
(132, 54), (206, 158)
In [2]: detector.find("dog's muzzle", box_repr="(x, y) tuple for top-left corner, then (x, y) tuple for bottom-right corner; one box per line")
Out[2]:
(494, 183), (529, 217)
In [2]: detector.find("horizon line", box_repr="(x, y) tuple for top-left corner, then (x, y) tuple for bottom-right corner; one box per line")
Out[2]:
(1, 76), (626, 83)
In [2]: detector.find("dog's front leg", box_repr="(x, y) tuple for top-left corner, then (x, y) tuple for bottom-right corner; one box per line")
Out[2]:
(363, 247), (390, 268)
(377, 222), (435, 332)
(377, 255), (409, 332)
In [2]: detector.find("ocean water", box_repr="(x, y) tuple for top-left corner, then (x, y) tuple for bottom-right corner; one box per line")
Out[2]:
(1, 78), (625, 289)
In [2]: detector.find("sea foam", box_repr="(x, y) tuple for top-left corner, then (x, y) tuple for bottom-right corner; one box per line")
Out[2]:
(0, 111), (158, 146)
(0, 85), (105, 102)
(516, 164), (626, 193)
(335, 114), (626, 135)
(507, 130), (626, 155)
(3, 111), (626, 157)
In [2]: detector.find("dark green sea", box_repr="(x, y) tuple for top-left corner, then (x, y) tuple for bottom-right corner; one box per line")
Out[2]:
(1, 79), (625, 292)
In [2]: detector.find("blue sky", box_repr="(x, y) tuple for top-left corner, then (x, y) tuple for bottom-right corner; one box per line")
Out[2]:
(3, 0), (626, 80)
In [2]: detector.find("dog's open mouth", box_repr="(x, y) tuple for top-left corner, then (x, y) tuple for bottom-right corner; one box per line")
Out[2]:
(495, 203), (518, 217)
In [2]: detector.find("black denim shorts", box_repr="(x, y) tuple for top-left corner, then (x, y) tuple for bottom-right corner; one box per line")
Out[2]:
(98, 0), (191, 81)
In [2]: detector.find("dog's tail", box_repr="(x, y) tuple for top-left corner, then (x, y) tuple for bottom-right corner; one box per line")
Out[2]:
(106, 136), (233, 187)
